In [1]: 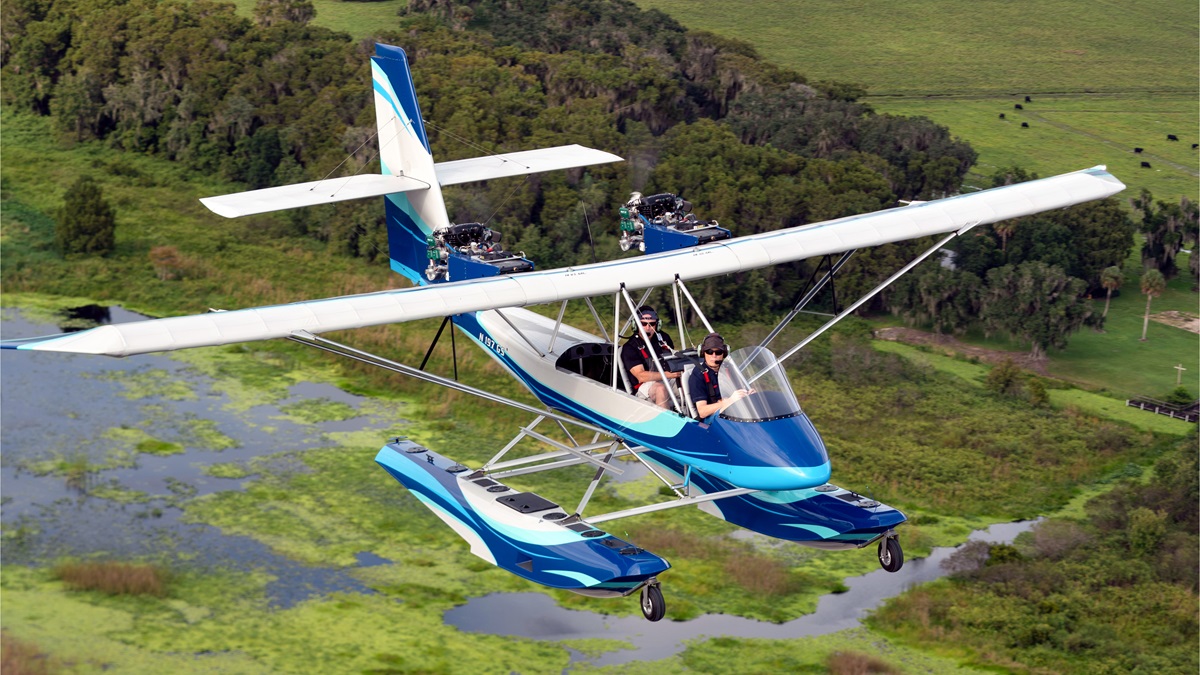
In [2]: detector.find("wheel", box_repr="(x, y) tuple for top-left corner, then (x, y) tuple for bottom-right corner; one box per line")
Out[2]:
(639, 583), (666, 622)
(878, 537), (903, 573)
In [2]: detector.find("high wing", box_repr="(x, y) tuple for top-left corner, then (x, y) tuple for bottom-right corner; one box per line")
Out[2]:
(200, 145), (622, 218)
(3, 165), (1124, 357)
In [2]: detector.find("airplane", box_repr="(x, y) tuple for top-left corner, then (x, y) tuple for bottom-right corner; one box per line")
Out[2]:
(2, 43), (1126, 621)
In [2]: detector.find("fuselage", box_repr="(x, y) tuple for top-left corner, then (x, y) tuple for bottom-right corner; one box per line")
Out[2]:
(453, 309), (831, 491)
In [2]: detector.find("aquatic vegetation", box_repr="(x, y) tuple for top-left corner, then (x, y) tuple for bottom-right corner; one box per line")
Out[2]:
(164, 478), (198, 501)
(277, 398), (357, 424)
(88, 481), (152, 504)
(177, 418), (239, 452)
(0, 292), (108, 325)
(2, 630), (59, 675)
(20, 450), (131, 491)
(104, 426), (185, 457)
(2, 564), (575, 674)
(100, 368), (198, 402)
(827, 650), (902, 674)
(324, 424), (409, 450)
(203, 463), (254, 479)
(170, 344), (343, 413)
(557, 638), (636, 658)
(61, 452), (95, 491)
(1, 522), (41, 554)
(54, 560), (167, 597)
(569, 627), (981, 674)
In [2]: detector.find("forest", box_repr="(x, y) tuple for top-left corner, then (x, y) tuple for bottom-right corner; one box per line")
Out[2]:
(6, 0), (1195, 353)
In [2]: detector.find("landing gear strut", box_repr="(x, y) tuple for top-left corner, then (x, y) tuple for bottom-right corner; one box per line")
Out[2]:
(639, 582), (666, 621)
(878, 536), (903, 573)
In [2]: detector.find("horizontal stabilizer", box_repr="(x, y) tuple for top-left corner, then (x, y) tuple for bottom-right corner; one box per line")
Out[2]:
(200, 174), (430, 218)
(435, 145), (622, 186)
(199, 145), (620, 218)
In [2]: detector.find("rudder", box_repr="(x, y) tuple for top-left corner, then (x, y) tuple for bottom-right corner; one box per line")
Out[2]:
(371, 44), (449, 285)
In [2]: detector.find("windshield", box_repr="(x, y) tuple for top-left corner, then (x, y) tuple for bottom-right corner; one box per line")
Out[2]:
(717, 346), (802, 422)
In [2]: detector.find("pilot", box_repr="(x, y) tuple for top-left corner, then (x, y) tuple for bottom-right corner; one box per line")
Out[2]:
(688, 333), (749, 418)
(621, 306), (680, 409)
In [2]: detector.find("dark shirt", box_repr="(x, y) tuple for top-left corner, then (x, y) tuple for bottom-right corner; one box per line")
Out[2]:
(688, 364), (721, 410)
(620, 332), (674, 392)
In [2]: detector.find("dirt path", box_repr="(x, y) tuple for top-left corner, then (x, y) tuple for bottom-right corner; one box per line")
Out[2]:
(1150, 310), (1200, 334)
(873, 327), (1051, 375)
(876, 311), (1198, 376)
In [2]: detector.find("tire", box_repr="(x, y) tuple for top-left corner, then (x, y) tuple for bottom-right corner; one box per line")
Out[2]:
(640, 583), (666, 622)
(878, 537), (903, 573)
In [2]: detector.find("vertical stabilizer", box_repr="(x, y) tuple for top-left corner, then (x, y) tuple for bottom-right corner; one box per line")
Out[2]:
(372, 44), (449, 285)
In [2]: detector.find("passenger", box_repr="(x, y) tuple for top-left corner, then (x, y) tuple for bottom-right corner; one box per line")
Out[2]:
(688, 333), (750, 419)
(621, 306), (681, 409)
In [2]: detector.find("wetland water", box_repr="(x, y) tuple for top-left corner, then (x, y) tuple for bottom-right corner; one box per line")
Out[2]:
(1, 308), (387, 606)
(2, 307), (1037, 666)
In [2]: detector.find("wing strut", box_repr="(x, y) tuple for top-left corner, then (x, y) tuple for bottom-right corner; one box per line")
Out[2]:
(286, 330), (601, 433)
(583, 297), (610, 343)
(417, 315), (458, 380)
(751, 226), (974, 384)
(574, 442), (621, 516)
(482, 415), (626, 476)
(674, 277), (717, 335)
(585, 486), (759, 524)
(758, 250), (856, 352)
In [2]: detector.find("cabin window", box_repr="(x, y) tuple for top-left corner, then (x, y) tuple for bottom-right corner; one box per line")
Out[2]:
(554, 342), (615, 385)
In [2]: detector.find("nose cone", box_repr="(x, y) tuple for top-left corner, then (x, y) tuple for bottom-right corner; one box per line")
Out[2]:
(707, 413), (831, 490)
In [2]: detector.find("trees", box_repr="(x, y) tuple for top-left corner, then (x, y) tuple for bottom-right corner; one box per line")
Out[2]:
(1099, 266), (1122, 319)
(984, 358), (1024, 396)
(723, 92), (976, 201)
(964, 190), (1133, 292)
(981, 262), (1091, 360)
(1133, 190), (1197, 281)
(55, 177), (116, 256)
(253, 0), (316, 28)
(1047, 199), (1135, 289)
(1138, 268), (1165, 341)
(889, 265), (981, 335)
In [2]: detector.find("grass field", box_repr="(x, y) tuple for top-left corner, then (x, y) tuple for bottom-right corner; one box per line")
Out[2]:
(879, 93), (1198, 203)
(873, 341), (1196, 436)
(1044, 246), (1199, 398)
(633, 0), (1197, 95)
(226, 0), (1199, 202)
(634, 0), (1199, 202)
(223, 0), (408, 37)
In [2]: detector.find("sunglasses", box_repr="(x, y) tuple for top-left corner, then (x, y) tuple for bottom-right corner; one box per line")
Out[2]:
(705, 349), (726, 356)
(640, 320), (657, 326)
